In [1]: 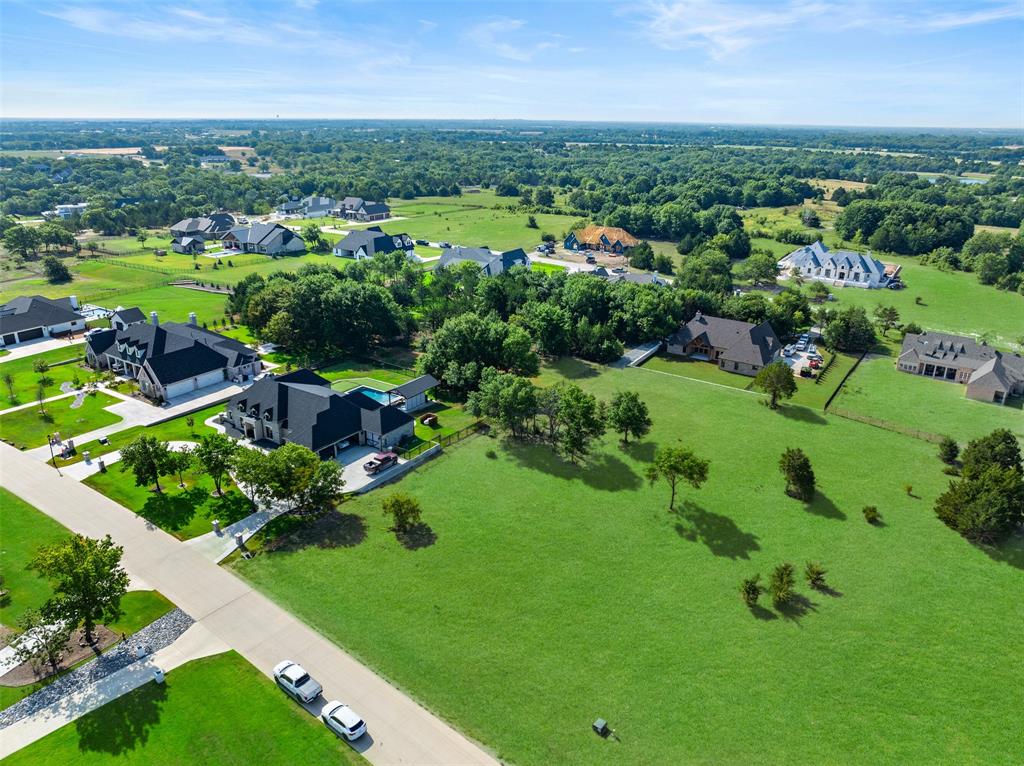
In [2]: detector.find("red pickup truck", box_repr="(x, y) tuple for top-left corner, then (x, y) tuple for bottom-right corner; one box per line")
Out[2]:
(363, 452), (398, 474)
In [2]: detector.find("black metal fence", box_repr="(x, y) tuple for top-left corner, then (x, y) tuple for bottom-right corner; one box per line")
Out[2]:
(397, 421), (487, 459)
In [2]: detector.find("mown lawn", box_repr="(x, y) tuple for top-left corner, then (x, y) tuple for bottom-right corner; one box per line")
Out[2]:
(54, 403), (223, 467)
(833, 345), (1024, 444)
(2, 652), (366, 766)
(87, 285), (229, 327)
(0, 344), (92, 404)
(0, 391), (122, 449)
(232, 360), (1024, 766)
(0, 489), (175, 711)
(84, 465), (251, 541)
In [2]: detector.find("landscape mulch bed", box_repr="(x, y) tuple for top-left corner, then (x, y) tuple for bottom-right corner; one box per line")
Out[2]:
(0, 625), (117, 687)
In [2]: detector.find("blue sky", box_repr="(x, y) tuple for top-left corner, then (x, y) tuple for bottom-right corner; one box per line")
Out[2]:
(2, 0), (1022, 127)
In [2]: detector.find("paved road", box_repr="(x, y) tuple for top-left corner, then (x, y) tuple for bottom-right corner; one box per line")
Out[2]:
(0, 444), (499, 766)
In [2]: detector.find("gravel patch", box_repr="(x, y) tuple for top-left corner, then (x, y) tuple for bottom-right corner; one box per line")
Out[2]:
(0, 608), (193, 729)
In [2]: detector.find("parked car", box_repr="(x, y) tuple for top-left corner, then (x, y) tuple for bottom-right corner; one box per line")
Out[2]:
(585, 255), (597, 264)
(795, 342), (807, 352)
(809, 359), (821, 369)
(438, 241), (452, 248)
(783, 345), (794, 356)
(321, 700), (367, 741)
(535, 245), (548, 252)
(612, 267), (626, 273)
(807, 344), (818, 354)
(887, 281), (904, 290)
(799, 367), (815, 378)
(363, 452), (398, 474)
(273, 661), (323, 703)
(415, 239), (429, 246)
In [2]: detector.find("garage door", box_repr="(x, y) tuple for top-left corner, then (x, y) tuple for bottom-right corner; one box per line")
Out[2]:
(2, 333), (15, 346)
(18, 327), (44, 342)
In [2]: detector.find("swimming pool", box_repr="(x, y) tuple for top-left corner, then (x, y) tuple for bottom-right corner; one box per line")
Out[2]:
(350, 385), (395, 405)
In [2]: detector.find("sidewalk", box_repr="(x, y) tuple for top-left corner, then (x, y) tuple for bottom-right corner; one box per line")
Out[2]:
(0, 339), (84, 364)
(183, 500), (291, 563)
(0, 623), (228, 758)
(0, 444), (498, 766)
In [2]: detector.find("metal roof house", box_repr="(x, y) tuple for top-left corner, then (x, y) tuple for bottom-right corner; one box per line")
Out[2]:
(898, 331), (1024, 405)
(0, 295), (86, 347)
(223, 370), (415, 457)
(778, 242), (888, 288)
(332, 227), (414, 260)
(437, 247), (529, 276)
(86, 312), (261, 402)
(667, 312), (782, 377)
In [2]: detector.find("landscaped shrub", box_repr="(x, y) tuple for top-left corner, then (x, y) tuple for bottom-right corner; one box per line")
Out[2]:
(805, 562), (827, 589)
(739, 575), (763, 608)
(939, 436), (960, 465)
(769, 563), (795, 607)
(779, 447), (815, 501)
(863, 505), (881, 525)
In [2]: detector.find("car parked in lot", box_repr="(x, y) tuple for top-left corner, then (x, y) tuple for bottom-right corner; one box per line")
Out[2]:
(273, 660), (323, 703)
(363, 452), (398, 474)
(321, 700), (367, 742)
(783, 345), (794, 356)
(795, 342), (807, 352)
(809, 359), (821, 369)
(438, 241), (452, 248)
(585, 255), (597, 264)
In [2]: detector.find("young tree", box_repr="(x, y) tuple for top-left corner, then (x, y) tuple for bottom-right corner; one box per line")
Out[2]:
(194, 433), (239, 496)
(804, 562), (827, 589)
(938, 436), (960, 466)
(862, 505), (881, 525)
(231, 447), (272, 510)
(36, 376), (52, 414)
(2, 371), (14, 402)
(31, 534), (130, 644)
(557, 384), (606, 463)
(872, 304), (900, 336)
(382, 492), (422, 534)
(119, 435), (175, 493)
(739, 575), (763, 608)
(165, 446), (193, 488)
(606, 390), (652, 444)
(769, 563), (796, 607)
(779, 447), (815, 501)
(753, 361), (797, 409)
(15, 609), (73, 676)
(645, 446), (710, 510)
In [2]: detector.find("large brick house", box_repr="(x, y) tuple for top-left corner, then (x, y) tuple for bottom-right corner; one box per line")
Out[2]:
(223, 370), (415, 458)
(667, 312), (782, 377)
(86, 313), (261, 401)
(898, 331), (1024, 405)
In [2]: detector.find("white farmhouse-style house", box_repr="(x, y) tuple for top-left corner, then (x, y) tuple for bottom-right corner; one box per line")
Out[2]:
(778, 242), (888, 288)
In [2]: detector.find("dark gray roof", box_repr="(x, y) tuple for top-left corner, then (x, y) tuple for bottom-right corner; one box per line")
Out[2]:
(227, 370), (412, 452)
(277, 199), (304, 212)
(225, 222), (301, 247)
(170, 213), (235, 236)
(301, 195), (336, 212)
(438, 247), (528, 276)
(0, 295), (84, 334)
(332, 226), (411, 257)
(899, 332), (1024, 389)
(88, 321), (256, 385)
(340, 197), (364, 210)
(111, 306), (146, 324)
(358, 202), (390, 216)
(390, 374), (438, 399)
(669, 312), (782, 367)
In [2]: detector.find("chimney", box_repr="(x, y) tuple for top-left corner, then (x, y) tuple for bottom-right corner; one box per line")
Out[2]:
(150, 311), (159, 326)
(188, 312), (197, 326)
(69, 295), (79, 309)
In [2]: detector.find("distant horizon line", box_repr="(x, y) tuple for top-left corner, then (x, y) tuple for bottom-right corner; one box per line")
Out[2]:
(2, 117), (1022, 133)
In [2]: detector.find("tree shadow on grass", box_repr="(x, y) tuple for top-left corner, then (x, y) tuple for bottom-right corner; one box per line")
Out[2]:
(207, 490), (252, 526)
(396, 522), (437, 551)
(806, 491), (846, 520)
(548, 357), (599, 380)
(979, 532), (1024, 571)
(75, 670), (167, 755)
(621, 440), (656, 463)
(776, 594), (818, 624)
(504, 439), (642, 492)
(672, 500), (761, 560)
(265, 511), (368, 553)
(139, 486), (208, 532)
(778, 405), (827, 425)
(812, 584), (844, 598)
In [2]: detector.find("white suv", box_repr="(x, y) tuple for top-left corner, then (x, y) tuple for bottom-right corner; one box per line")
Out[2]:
(321, 700), (368, 741)
(273, 660), (323, 703)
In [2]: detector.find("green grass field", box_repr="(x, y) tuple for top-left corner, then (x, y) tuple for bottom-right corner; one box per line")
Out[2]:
(84, 462), (250, 541)
(833, 346), (1023, 444)
(2, 651), (366, 766)
(231, 359), (1024, 765)
(0, 391), (123, 449)
(0, 345), (92, 404)
(0, 489), (175, 711)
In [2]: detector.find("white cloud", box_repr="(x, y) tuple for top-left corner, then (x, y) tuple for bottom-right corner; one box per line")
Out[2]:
(293, 0), (319, 9)
(419, 19), (438, 32)
(632, 1), (827, 58)
(465, 17), (556, 62)
(922, 4), (1024, 30)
